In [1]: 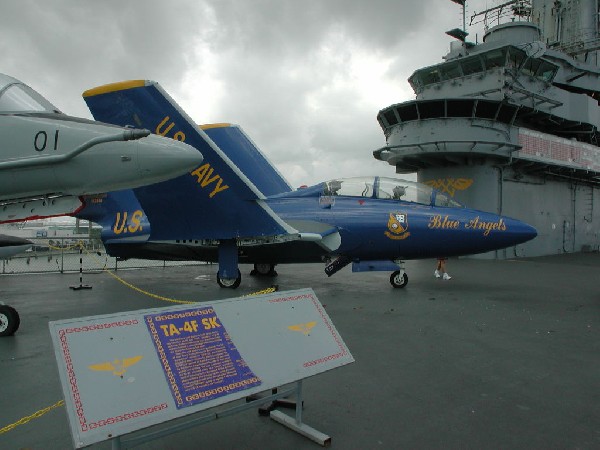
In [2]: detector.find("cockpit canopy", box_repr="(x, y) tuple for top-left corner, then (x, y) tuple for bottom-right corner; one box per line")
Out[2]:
(0, 74), (59, 113)
(321, 177), (463, 207)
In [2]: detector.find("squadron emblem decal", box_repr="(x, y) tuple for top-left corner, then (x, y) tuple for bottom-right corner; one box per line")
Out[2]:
(385, 212), (410, 240)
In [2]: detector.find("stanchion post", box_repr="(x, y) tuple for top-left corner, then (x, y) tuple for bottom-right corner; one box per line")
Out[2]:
(70, 245), (92, 290)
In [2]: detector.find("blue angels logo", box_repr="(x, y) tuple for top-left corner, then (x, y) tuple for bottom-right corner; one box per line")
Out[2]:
(385, 212), (410, 240)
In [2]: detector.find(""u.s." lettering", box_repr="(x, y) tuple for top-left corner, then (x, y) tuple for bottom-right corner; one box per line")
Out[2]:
(113, 210), (144, 234)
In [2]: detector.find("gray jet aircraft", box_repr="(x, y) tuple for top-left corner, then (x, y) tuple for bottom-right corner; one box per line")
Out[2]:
(0, 74), (204, 336)
(0, 74), (203, 223)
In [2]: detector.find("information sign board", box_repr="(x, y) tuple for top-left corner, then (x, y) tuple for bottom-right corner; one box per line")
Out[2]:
(49, 288), (353, 448)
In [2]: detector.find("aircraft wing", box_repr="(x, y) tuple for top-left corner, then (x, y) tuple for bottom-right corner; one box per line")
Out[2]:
(283, 219), (341, 252)
(82, 80), (296, 241)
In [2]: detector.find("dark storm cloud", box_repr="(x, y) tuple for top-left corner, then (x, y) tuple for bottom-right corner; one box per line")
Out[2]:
(0, 0), (487, 185)
(0, 0), (208, 115)
(193, 0), (467, 182)
(203, 0), (431, 55)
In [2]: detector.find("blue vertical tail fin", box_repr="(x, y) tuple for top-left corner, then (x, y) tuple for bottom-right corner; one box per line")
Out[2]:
(82, 80), (296, 241)
(201, 123), (292, 196)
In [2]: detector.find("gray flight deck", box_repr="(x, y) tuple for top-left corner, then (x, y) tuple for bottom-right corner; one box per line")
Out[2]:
(1, 254), (598, 449)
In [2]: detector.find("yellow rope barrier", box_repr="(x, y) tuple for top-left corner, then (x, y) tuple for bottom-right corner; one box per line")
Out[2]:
(79, 243), (278, 303)
(0, 400), (65, 435)
(243, 285), (279, 296)
(102, 269), (197, 304)
(46, 240), (86, 251)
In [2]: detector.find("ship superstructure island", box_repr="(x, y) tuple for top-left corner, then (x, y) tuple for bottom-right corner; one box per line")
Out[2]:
(374, 0), (600, 257)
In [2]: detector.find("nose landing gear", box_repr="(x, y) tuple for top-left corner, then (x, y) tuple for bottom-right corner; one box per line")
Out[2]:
(390, 270), (408, 288)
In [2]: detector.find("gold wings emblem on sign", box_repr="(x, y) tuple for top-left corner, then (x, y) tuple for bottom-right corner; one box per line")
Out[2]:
(88, 355), (143, 376)
(288, 321), (317, 335)
(425, 178), (474, 196)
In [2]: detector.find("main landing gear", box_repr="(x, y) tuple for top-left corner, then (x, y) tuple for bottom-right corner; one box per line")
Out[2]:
(217, 269), (242, 289)
(250, 263), (278, 277)
(216, 239), (241, 289)
(0, 303), (20, 337)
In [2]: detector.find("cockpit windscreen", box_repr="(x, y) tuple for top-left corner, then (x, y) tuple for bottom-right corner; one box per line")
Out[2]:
(0, 83), (58, 113)
(322, 177), (464, 208)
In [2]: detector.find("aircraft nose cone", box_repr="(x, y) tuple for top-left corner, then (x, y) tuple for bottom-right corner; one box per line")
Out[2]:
(0, 235), (33, 246)
(504, 217), (537, 245)
(136, 134), (203, 182)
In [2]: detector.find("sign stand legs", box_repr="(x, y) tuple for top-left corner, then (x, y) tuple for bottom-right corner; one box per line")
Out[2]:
(254, 387), (302, 416)
(270, 381), (331, 447)
(108, 381), (330, 449)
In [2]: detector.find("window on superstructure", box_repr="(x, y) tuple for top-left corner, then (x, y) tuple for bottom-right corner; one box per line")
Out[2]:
(483, 48), (507, 70)
(439, 62), (462, 80)
(447, 99), (475, 118)
(536, 61), (557, 82)
(521, 58), (541, 77)
(397, 103), (418, 122)
(383, 109), (398, 125)
(497, 103), (518, 124)
(461, 57), (484, 75)
(507, 47), (527, 70)
(408, 75), (423, 92)
(420, 69), (441, 85)
(475, 100), (498, 119)
(419, 101), (444, 119)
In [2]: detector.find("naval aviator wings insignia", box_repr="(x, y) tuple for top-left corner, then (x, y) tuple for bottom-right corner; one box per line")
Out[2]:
(88, 355), (143, 376)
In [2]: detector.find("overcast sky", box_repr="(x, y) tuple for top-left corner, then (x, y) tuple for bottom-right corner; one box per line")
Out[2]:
(1, 0), (495, 188)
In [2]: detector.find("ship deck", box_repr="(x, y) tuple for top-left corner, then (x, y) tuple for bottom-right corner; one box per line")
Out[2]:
(1, 254), (598, 449)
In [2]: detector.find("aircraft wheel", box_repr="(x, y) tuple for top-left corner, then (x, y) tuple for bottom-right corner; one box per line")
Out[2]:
(390, 271), (408, 289)
(251, 263), (278, 277)
(0, 304), (20, 337)
(217, 270), (242, 289)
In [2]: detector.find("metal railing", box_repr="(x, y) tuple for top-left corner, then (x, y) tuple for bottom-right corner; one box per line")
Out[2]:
(1, 237), (209, 275)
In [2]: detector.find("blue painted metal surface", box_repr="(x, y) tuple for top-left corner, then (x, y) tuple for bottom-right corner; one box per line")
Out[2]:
(203, 125), (291, 196)
(352, 261), (400, 273)
(82, 81), (291, 241)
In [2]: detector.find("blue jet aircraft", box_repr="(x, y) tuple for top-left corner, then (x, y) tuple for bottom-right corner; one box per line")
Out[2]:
(75, 80), (537, 290)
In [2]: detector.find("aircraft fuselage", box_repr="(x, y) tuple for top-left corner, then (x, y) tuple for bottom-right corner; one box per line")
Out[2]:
(267, 196), (534, 261)
(0, 113), (202, 200)
(99, 178), (536, 265)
